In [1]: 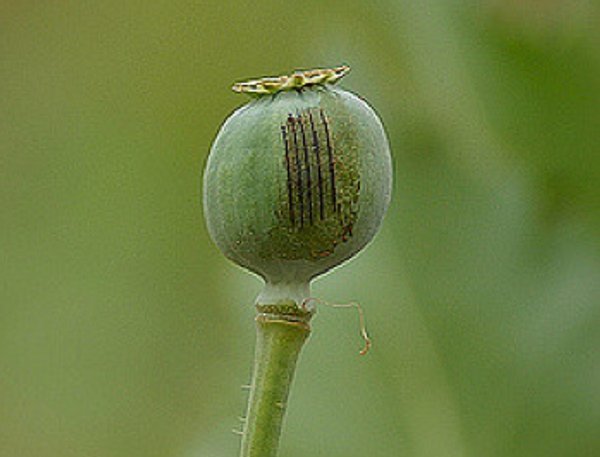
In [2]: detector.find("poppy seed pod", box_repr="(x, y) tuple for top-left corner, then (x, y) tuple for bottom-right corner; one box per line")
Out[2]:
(203, 66), (392, 306)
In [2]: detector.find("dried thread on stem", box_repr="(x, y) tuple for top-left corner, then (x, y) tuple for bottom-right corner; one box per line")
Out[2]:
(303, 298), (372, 355)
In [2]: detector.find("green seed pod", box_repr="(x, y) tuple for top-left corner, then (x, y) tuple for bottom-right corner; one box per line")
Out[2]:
(203, 66), (392, 305)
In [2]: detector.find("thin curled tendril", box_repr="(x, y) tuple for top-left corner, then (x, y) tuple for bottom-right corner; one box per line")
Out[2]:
(302, 297), (372, 355)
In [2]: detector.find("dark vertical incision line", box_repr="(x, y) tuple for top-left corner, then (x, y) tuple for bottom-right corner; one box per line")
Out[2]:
(308, 110), (325, 221)
(297, 112), (313, 226)
(289, 116), (304, 227)
(281, 125), (295, 227)
(319, 109), (337, 212)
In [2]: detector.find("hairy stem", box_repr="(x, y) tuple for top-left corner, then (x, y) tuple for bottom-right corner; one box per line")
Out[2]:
(240, 305), (313, 457)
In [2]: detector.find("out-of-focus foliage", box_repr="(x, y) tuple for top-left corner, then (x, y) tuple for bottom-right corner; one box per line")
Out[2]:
(1, 1), (598, 456)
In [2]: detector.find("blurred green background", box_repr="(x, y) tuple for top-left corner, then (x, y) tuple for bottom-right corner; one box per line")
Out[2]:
(1, 1), (599, 456)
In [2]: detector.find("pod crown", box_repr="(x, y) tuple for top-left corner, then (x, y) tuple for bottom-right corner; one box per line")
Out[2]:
(232, 65), (350, 95)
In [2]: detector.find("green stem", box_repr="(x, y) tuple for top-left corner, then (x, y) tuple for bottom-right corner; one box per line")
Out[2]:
(240, 304), (313, 457)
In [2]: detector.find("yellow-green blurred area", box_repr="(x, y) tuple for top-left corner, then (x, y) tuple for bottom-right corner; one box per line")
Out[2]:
(1, 1), (599, 456)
